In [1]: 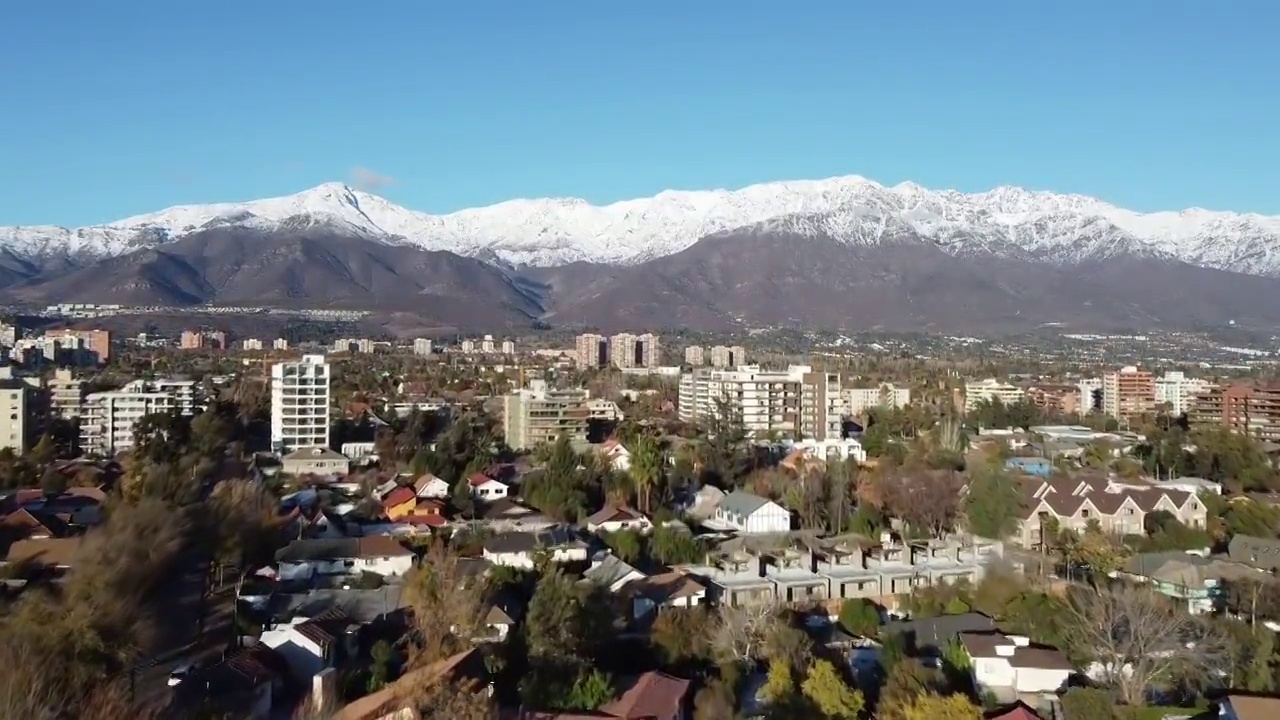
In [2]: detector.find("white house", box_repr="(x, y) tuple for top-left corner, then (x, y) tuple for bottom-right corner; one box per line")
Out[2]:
(260, 611), (350, 682)
(274, 536), (414, 581)
(414, 473), (450, 500)
(468, 473), (509, 501)
(481, 527), (589, 569)
(372, 478), (400, 501)
(584, 553), (648, 593)
(712, 491), (791, 534)
(599, 439), (632, 472)
(960, 631), (1073, 696)
(585, 505), (653, 534)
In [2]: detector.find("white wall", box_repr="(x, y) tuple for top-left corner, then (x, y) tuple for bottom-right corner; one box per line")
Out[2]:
(472, 481), (508, 500)
(744, 504), (791, 534)
(277, 554), (412, 580)
(261, 626), (327, 682)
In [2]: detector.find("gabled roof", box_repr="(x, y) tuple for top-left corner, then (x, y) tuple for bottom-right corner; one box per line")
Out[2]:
(276, 536), (412, 562)
(468, 472), (503, 487)
(985, 701), (1045, 720)
(584, 554), (644, 589)
(3, 537), (82, 567)
(334, 647), (487, 720)
(381, 486), (417, 510)
(959, 632), (1073, 671)
(599, 671), (691, 720)
(414, 473), (446, 492)
(585, 505), (647, 527)
(719, 490), (774, 517)
(882, 612), (996, 651)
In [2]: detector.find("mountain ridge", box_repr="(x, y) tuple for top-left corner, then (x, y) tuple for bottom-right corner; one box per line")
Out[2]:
(5, 176), (1280, 276)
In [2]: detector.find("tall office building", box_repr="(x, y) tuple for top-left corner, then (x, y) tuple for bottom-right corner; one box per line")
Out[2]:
(271, 354), (331, 453)
(1102, 366), (1156, 421)
(575, 333), (608, 368)
(502, 380), (590, 450)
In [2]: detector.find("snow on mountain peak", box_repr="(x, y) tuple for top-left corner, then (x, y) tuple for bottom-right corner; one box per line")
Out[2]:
(4, 176), (1280, 276)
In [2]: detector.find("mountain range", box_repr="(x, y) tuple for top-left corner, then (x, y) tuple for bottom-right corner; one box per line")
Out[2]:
(4, 176), (1280, 333)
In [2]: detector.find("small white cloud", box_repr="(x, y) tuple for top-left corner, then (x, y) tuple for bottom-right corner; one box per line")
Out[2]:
(349, 167), (396, 192)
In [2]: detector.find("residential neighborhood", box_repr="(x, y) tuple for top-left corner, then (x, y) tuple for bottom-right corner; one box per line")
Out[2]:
(2, 327), (1280, 720)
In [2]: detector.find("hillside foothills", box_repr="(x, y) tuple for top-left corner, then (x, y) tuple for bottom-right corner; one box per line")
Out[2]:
(3, 177), (1280, 334)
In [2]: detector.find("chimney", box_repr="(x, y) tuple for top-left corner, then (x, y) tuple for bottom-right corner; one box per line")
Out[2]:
(994, 644), (1016, 657)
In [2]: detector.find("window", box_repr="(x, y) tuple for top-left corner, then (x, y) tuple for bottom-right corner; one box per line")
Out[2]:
(1081, 509), (1091, 519)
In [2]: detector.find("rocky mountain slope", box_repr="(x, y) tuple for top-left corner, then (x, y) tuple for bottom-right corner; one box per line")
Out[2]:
(4, 177), (1280, 275)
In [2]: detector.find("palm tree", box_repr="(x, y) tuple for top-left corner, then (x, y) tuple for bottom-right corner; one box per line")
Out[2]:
(629, 432), (664, 514)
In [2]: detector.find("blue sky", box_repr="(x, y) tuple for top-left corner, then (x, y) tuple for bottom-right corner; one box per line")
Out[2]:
(2, 1), (1277, 226)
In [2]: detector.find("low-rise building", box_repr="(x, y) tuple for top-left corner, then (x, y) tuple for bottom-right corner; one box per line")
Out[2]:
(964, 379), (1025, 412)
(960, 631), (1073, 698)
(1014, 475), (1207, 548)
(275, 537), (414, 580)
(481, 527), (590, 569)
(711, 491), (791, 534)
(281, 447), (351, 476)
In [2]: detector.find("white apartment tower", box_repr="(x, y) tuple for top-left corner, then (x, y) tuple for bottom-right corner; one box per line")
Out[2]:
(413, 338), (434, 356)
(481, 335), (496, 354)
(273, 338), (290, 351)
(501, 339), (516, 355)
(685, 345), (706, 367)
(1154, 371), (1211, 417)
(271, 354), (331, 453)
(79, 378), (202, 457)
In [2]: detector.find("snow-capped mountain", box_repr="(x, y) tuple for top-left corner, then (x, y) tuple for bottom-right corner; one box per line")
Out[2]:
(5, 176), (1280, 275)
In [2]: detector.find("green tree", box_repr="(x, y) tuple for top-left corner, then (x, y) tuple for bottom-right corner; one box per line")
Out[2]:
(600, 529), (644, 564)
(801, 659), (864, 719)
(761, 660), (795, 704)
(1060, 687), (1118, 720)
(963, 463), (1024, 539)
(837, 598), (880, 637)
(649, 524), (703, 565)
(368, 639), (395, 692)
(565, 668), (614, 710)
(629, 432), (664, 514)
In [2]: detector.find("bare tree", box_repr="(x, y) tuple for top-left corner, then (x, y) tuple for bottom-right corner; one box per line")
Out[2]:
(710, 602), (783, 668)
(882, 469), (964, 538)
(1061, 585), (1228, 705)
(403, 541), (489, 668)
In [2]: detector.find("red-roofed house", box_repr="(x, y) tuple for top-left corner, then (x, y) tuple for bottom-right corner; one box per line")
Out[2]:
(381, 486), (418, 521)
(468, 473), (508, 501)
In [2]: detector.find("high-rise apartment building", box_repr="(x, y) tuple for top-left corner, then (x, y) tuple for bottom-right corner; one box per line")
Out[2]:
(56, 329), (110, 364)
(271, 355), (331, 453)
(242, 339), (264, 351)
(0, 322), (19, 348)
(502, 379), (591, 450)
(709, 345), (747, 369)
(481, 335), (496, 354)
(1154, 371), (1212, 417)
(800, 371), (844, 441)
(1025, 385), (1081, 417)
(843, 383), (911, 416)
(0, 375), (31, 453)
(461, 339), (476, 354)
(685, 346), (706, 367)
(48, 368), (85, 419)
(575, 334), (608, 369)
(80, 379), (200, 456)
(609, 333), (639, 368)
(273, 338), (290, 351)
(413, 338), (434, 356)
(180, 330), (226, 350)
(963, 379), (1026, 412)
(1077, 378), (1103, 414)
(638, 333), (660, 368)
(678, 365), (843, 440)
(502, 339), (516, 355)
(1190, 384), (1280, 442)
(1102, 366), (1156, 421)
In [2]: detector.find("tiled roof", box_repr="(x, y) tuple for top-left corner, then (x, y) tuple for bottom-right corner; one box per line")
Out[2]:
(585, 505), (646, 526)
